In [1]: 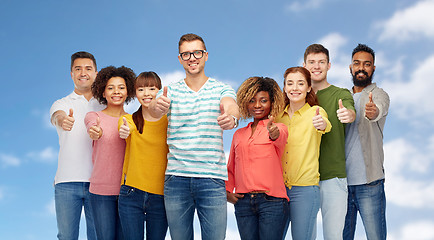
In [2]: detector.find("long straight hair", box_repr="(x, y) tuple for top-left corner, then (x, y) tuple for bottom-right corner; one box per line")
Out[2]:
(132, 71), (162, 134)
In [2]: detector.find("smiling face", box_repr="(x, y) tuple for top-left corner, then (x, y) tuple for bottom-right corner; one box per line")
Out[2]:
(178, 40), (208, 76)
(247, 91), (271, 121)
(136, 86), (159, 108)
(71, 58), (97, 94)
(350, 51), (376, 87)
(103, 77), (127, 106)
(284, 72), (312, 105)
(303, 53), (330, 83)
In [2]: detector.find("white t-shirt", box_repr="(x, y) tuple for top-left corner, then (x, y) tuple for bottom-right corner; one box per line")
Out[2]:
(50, 91), (104, 184)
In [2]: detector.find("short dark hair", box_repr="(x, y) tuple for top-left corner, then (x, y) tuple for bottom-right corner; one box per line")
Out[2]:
(352, 43), (375, 62)
(304, 44), (330, 63)
(70, 51), (97, 71)
(91, 66), (136, 105)
(178, 33), (206, 52)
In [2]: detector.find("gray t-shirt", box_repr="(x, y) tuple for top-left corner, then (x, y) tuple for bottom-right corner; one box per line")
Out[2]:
(345, 92), (367, 185)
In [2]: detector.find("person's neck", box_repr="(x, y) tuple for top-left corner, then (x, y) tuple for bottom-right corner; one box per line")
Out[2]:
(289, 100), (306, 115)
(74, 88), (93, 101)
(184, 72), (208, 92)
(102, 104), (126, 117)
(311, 78), (330, 93)
(353, 85), (365, 93)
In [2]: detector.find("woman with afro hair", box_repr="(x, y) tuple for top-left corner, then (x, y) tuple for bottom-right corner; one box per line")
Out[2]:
(84, 65), (136, 240)
(225, 76), (289, 240)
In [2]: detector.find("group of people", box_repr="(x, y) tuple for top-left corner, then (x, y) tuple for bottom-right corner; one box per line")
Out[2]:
(50, 33), (389, 240)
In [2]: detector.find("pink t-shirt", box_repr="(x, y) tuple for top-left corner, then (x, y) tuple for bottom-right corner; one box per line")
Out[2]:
(226, 119), (289, 200)
(85, 111), (126, 195)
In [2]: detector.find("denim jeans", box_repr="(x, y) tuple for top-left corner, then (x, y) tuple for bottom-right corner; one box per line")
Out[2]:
(164, 175), (227, 240)
(282, 186), (320, 240)
(118, 185), (168, 240)
(235, 193), (288, 240)
(320, 177), (348, 240)
(343, 179), (386, 240)
(55, 182), (97, 240)
(89, 193), (123, 240)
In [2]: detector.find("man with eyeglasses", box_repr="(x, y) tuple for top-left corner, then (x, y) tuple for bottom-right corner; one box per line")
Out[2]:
(150, 33), (240, 240)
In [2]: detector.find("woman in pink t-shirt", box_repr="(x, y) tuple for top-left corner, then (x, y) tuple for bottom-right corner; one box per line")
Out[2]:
(226, 76), (289, 240)
(84, 66), (135, 240)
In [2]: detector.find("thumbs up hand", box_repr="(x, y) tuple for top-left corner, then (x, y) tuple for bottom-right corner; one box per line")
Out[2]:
(336, 99), (354, 123)
(119, 117), (131, 139)
(312, 107), (327, 131)
(365, 92), (379, 120)
(61, 108), (75, 131)
(154, 86), (171, 115)
(217, 104), (236, 130)
(88, 116), (103, 140)
(267, 116), (280, 140)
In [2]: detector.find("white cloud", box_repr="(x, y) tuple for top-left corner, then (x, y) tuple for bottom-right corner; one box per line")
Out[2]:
(160, 71), (184, 86)
(45, 199), (56, 216)
(32, 108), (54, 129)
(285, 0), (325, 12)
(388, 220), (434, 240)
(317, 33), (352, 89)
(377, 0), (434, 42)
(0, 153), (20, 167)
(382, 54), (434, 122)
(384, 138), (434, 209)
(27, 146), (58, 163)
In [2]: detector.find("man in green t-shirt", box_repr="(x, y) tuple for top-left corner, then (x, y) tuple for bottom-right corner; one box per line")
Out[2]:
(303, 44), (356, 240)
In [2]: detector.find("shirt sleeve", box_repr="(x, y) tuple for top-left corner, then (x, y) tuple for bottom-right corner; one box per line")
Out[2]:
(225, 131), (238, 192)
(84, 111), (99, 131)
(220, 83), (236, 100)
(341, 88), (356, 112)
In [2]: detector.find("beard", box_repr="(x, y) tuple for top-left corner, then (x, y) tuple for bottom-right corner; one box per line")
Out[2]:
(351, 69), (374, 87)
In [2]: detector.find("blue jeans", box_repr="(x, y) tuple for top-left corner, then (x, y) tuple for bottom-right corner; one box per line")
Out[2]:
(118, 185), (168, 240)
(164, 175), (227, 240)
(235, 193), (288, 240)
(282, 186), (320, 240)
(55, 182), (97, 240)
(320, 177), (348, 240)
(89, 193), (123, 240)
(343, 179), (387, 240)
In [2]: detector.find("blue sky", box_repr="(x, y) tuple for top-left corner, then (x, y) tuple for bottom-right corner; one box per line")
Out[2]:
(1, 0), (434, 239)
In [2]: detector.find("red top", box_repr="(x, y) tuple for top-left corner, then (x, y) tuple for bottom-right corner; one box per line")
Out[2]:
(226, 119), (289, 200)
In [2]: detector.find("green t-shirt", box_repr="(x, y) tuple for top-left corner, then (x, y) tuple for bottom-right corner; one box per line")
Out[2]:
(317, 85), (355, 181)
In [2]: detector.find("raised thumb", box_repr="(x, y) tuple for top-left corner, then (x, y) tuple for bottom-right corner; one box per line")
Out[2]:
(122, 117), (128, 126)
(369, 92), (373, 103)
(316, 107), (320, 116)
(220, 104), (225, 115)
(338, 99), (344, 109)
(163, 86), (168, 97)
(68, 108), (74, 117)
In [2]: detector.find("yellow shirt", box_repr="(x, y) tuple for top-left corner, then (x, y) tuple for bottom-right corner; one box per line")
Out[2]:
(275, 103), (331, 188)
(118, 114), (168, 195)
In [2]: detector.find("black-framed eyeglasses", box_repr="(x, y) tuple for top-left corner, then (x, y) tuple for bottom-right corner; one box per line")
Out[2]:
(179, 50), (207, 61)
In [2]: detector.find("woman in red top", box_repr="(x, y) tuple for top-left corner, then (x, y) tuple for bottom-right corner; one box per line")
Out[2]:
(226, 76), (289, 240)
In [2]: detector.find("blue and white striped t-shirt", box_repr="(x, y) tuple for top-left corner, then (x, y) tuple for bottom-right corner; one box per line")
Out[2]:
(157, 78), (236, 180)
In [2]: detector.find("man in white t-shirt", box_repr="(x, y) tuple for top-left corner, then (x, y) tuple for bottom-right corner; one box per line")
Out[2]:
(50, 51), (103, 240)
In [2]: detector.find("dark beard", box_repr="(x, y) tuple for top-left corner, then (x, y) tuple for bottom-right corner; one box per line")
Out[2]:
(352, 69), (374, 87)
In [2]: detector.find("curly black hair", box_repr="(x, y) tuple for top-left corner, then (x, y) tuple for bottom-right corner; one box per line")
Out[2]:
(91, 66), (136, 105)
